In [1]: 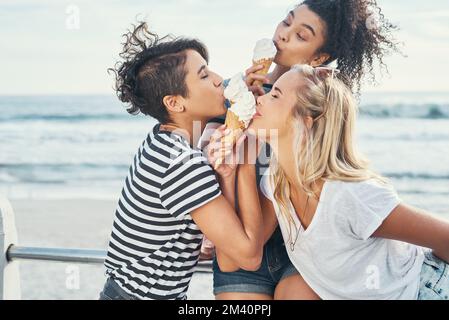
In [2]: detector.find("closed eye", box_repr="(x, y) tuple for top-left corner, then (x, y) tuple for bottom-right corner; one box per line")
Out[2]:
(282, 20), (290, 27)
(201, 74), (209, 79)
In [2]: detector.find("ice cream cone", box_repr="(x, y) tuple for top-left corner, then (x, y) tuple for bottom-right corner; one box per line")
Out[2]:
(214, 109), (245, 169)
(252, 58), (273, 87)
(252, 39), (277, 87)
(216, 71), (257, 169)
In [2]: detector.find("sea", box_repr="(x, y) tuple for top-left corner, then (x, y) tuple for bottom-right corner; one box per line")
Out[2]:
(1, 92), (449, 215)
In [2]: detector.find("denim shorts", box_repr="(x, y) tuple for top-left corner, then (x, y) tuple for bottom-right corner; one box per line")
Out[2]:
(418, 250), (449, 300)
(213, 226), (299, 296)
(99, 277), (139, 300)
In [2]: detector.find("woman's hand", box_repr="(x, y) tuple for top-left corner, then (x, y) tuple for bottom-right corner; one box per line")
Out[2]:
(199, 237), (215, 261)
(245, 64), (270, 97)
(206, 125), (246, 178)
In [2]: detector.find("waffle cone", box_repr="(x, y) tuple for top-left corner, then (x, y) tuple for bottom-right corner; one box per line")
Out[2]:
(214, 110), (245, 169)
(252, 58), (273, 86)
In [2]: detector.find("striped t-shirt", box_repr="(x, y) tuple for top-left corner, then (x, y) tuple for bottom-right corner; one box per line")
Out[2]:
(104, 123), (222, 300)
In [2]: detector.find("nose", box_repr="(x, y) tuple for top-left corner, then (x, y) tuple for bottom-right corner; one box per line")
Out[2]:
(279, 27), (288, 43)
(213, 73), (224, 88)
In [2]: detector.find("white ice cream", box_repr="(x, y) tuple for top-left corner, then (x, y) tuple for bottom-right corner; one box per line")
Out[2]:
(229, 90), (256, 127)
(224, 72), (247, 103)
(253, 38), (277, 62)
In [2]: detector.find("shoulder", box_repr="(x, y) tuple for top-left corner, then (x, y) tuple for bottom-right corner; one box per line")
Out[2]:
(326, 179), (399, 206)
(327, 179), (401, 238)
(144, 127), (191, 160)
(341, 179), (399, 204)
(160, 138), (215, 185)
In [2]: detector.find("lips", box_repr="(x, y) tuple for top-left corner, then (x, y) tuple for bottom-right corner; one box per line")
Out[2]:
(253, 106), (263, 118)
(273, 40), (281, 52)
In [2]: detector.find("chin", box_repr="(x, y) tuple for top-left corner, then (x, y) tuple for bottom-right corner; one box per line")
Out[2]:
(274, 54), (288, 68)
(247, 121), (261, 135)
(212, 104), (227, 118)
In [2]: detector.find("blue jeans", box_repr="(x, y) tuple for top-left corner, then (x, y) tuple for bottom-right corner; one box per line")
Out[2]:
(418, 250), (449, 300)
(213, 227), (299, 296)
(99, 277), (139, 300)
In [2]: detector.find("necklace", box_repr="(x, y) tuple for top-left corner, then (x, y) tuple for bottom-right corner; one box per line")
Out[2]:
(289, 194), (309, 251)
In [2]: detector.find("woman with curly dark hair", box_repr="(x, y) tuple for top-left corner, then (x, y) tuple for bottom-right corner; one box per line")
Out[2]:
(211, 0), (401, 300)
(101, 22), (266, 300)
(246, 0), (399, 95)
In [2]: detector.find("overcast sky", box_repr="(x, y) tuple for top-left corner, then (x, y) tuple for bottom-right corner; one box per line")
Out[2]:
(1, 0), (448, 95)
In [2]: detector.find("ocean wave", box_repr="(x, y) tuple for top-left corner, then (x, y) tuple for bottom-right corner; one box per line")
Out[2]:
(2, 95), (449, 122)
(0, 163), (129, 169)
(3, 106), (448, 121)
(0, 113), (131, 122)
(0, 163), (129, 184)
(359, 103), (449, 119)
(383, 172), (449, 180)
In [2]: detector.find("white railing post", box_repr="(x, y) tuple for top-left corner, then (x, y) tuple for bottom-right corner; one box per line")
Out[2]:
(0, 194), (21, 300)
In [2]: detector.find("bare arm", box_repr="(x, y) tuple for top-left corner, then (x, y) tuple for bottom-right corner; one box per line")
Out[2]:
(372, 204), (449, 262)
(214, 164), (264, 272)
(215, 165), (279, 272)
(259, 191), (279, 244)
(192, 132), (264, 271)
(213, 173), (242, 272)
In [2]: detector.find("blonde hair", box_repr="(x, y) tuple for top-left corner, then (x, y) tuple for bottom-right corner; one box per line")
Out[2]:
(270, 64), (385, 237)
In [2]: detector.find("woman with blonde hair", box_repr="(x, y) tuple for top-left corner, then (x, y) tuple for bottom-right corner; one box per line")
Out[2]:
(209, 64), (449, 299)
(206, 0), (401, 300)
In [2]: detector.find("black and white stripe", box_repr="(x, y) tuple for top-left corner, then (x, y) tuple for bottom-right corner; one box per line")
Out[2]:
(104, 123), (221, 300)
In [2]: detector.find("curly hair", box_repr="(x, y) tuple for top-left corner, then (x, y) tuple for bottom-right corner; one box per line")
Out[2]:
(300, 0), (401, 93)
(109, 22), (209, 123)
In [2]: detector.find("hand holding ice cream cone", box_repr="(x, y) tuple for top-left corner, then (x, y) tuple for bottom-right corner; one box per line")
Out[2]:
(210, 40), (274, 170)
(207, 125), (247, 176)
(213, 73), (257, 169)
(252, 39), (277, 87)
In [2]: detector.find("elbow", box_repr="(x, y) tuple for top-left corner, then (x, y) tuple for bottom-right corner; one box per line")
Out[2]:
(217, 250), (262, 272)
(240, 256), (262, 272)
(239, 251), (263, 272)
(237, 241), (264, 271)
(216, 256), (240, 273)
(218, 262), (240, 273)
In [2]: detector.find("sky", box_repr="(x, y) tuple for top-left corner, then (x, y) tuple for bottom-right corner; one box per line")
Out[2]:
(1, 0), (449, 95)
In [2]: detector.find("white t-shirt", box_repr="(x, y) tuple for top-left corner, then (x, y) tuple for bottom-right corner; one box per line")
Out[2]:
(260, 170), (425, 300)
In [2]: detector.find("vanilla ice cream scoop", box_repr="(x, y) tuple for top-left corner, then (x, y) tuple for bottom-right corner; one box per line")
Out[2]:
(229, 90), (256, 127)
(214, 75), (257, 169)
(253, 38), (277, 61)
(252, 39), (277, 86)
(224, 72), (247, 103)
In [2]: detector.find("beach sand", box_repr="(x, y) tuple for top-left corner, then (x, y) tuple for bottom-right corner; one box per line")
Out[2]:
(10, 198), (214, 300)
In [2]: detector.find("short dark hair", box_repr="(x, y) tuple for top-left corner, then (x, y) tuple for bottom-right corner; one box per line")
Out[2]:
(300, 0), (401, 93)
(109, 22), (209, 123)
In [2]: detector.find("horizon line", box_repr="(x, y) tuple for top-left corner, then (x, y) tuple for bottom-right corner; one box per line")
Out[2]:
(2, 90), (449, 97)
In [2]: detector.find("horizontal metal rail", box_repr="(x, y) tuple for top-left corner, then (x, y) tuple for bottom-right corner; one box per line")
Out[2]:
(6, 245), (213, 273)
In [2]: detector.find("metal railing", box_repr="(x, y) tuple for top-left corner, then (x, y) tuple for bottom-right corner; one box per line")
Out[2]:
(0, 195), (212, 300)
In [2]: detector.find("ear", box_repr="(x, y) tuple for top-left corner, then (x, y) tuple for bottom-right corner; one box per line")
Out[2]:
(304, 116), (314, 130)
(162, 95), (185, 113)
(310, 53), (330, 67)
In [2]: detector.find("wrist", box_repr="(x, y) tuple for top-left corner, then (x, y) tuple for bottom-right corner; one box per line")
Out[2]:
(217, 172), (236, 184)
(238, 163), (256, 171)
(237, 164), (256, 177)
